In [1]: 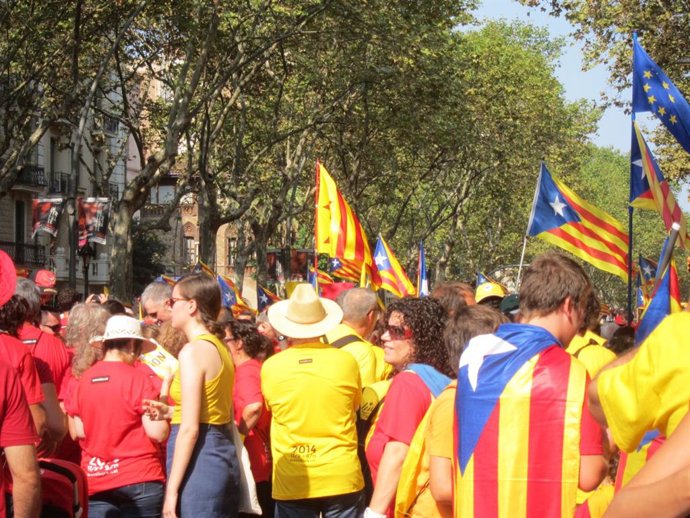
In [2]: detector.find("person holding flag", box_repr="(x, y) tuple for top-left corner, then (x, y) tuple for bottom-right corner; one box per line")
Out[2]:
(455, 251), (607, 517)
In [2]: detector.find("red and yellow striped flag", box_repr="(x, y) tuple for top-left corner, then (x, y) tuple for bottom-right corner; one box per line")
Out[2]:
(633, 121), (690, 250)
(373, 235), (416, 298)
(315, 162), (375, 268)
(456, 326), (588, 517)
(527, 164), (629, 281)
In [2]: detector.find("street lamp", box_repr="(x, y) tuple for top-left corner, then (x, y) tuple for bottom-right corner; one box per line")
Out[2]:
(78, 243), (96, 297)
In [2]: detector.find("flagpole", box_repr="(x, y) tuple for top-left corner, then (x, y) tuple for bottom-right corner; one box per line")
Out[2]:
(515, 235), (529, 289)
(313, 161), (320, 291)
(654, 222), (681, 292)
(517, 163), (544, 289)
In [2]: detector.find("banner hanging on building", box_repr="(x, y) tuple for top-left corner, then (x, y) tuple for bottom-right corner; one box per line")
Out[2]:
(31, 198), (64, 238)
(79, 197), (110, 246)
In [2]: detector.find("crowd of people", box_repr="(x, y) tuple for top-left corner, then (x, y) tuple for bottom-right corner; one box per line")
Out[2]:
(0, 246), (688, 518)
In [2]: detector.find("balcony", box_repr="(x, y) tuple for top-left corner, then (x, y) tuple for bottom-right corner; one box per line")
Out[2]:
(139, 203), (175, 221)
(48, 172), (72, 195)
(12, 165), (47, 192)
(0, 241), (46, 268)
(51, 251), (110, 284)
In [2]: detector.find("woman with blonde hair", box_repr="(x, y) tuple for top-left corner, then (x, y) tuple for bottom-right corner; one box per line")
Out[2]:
(150, 273), (239, 517)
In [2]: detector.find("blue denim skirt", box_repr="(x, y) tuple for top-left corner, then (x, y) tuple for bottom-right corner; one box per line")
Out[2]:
(168, 423), (240, 517)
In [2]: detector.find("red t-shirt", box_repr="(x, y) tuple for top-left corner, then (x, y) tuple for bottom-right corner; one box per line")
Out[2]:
(0, 363), (39, 518)
(17, 323), (71, 392)
(0, 334), (44, 405)
(233, 359), (272, 482)
(72, 361), (164, 494)
(365, 371), (432, 516)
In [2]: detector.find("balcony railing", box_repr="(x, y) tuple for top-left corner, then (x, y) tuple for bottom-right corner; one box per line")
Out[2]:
(48, 172), (72, 194)
(15, 165), (47, 188)
(51, 253), (110, 284)
(108, 182), (120, 200)
(0, 241), (46, 268)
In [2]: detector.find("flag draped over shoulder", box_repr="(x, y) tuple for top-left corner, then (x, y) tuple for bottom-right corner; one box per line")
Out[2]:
(527, 163), (629, 281)
(632, 122), (690, 250)
(417, 241), (429, 297)
(373, 235), (416, 298)
(632, 35), (690, 154)
(455, 324), (586, 517)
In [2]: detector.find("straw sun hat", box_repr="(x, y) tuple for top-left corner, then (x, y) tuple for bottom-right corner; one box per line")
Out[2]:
(96, 315), (156, 349)
(267, 283), (343, 339)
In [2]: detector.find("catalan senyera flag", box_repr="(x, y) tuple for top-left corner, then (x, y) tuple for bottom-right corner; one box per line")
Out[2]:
(455, 324), (587, 517)
(633, 122), (689, 250)
(315, 162), (375, 267)
(373, 235), (416, 298)
(527, 163), (629, 282)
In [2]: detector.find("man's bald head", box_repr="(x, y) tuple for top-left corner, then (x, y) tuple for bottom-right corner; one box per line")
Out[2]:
(340, 288), (379, 330)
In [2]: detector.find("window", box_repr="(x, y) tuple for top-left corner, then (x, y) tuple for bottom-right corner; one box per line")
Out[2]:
(227, 238), (237, 267)
(184, 237), (196, 265)
(103, 115), (119, 134)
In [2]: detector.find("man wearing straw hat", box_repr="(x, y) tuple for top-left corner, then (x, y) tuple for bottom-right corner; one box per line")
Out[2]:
(262, 283), (364, 517)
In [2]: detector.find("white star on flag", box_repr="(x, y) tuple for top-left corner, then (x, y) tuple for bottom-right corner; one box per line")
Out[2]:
(374, 251), (388, 267)
(459, 334), (517, 391)
(549, 195), (567, 217)
(632, 158), (645, 179)
(643, 265), (653, 278)
(260, 293), (269, 304)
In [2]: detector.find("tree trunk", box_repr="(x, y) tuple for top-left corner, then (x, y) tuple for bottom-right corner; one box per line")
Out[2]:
(109, 204), (134, 301)
(197, 187), (220, 268)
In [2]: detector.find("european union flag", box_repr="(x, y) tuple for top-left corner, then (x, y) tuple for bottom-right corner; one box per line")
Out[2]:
(632, 35), (690, 154)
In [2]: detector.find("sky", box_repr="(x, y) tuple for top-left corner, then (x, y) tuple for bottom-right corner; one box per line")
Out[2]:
(474, 0), (690, 209)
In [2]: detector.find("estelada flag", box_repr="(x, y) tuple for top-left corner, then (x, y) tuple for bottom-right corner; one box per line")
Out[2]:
(633, 122), (689, 250)
(315, 162), (375, 270)
(527, 163), (629, 282)
(455, 324), (587, 517)
(373, 235), (416, 298)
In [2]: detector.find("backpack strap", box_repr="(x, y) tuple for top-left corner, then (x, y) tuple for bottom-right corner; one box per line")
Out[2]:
(329, 334), (361, 349)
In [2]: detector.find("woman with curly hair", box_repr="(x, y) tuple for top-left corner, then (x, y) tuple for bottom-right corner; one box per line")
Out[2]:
(223, 319), (274, 518)
(149, 273), (240, 518)
(364, 297), (453, 518)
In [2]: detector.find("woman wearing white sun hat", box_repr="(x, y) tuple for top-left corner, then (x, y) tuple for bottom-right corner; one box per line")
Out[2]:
(68, 314), (169, 518)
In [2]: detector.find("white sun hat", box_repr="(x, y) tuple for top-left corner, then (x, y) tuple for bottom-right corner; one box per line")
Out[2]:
(100, 314), (156, 349)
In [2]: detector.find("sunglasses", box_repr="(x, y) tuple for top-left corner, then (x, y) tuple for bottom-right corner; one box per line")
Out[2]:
(385, 324), (413, 340)
(167, 297), (189, 307)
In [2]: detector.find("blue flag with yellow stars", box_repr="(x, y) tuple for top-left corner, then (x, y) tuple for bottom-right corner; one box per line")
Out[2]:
(632, 34), (690, 154)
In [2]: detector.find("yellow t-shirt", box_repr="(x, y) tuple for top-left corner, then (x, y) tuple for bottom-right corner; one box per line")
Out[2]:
(597, 312), (690, 453)
(261, 341), (363, 500)
(373, 343), (393, 381)
(169, 333), (234, 425)
(325, 323), (378, 386)
(427, 381), (456, 460)
(566, 331), (616, 378)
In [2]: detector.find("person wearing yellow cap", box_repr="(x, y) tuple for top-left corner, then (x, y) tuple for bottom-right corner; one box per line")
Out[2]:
(475, 282), (507, 311)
